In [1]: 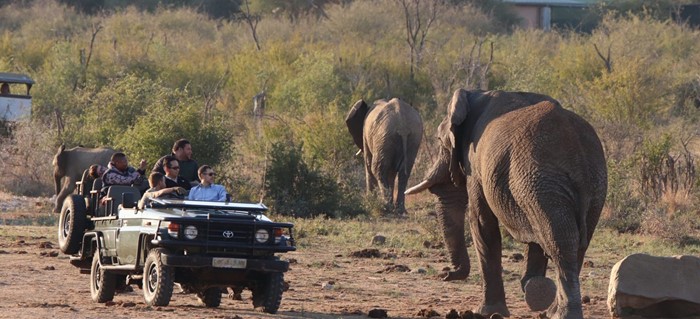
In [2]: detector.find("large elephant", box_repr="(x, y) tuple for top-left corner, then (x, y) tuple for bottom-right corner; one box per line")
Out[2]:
(53, 145), (115, 213)
(345, 98), (423, 214)
(405, 89), (607, 319)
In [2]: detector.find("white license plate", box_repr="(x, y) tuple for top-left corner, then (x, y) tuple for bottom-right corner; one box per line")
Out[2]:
(212, 258), (247, 269)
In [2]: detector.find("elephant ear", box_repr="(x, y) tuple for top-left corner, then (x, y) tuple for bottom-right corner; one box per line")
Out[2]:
(446, 89), (470, 187)
(345, 99), (369, 151)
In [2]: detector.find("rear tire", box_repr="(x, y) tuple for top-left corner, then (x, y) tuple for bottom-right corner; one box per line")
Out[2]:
(197, 288), (222, 308)
(251, 272), (284, 314)
(90, 253), (116, 303)
(143, 248), (174, 306)
(58, 195), (87, 254)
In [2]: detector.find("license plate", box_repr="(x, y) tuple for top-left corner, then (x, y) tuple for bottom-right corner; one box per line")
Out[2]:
(212, 258), (247, 269)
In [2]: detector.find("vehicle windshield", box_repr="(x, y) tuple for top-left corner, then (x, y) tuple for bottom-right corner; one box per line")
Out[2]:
(149, 198), (268, 214)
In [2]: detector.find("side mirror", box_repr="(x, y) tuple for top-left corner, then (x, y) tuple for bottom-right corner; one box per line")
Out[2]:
(122, 192), (136, 209)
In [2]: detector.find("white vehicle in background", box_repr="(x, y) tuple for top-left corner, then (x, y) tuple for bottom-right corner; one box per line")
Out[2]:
(0, 72), (34, 122)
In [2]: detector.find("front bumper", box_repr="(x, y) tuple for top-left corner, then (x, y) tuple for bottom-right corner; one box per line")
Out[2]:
(160, 254), (289, 272)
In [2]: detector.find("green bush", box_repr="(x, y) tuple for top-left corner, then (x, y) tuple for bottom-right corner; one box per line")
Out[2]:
(264, 141), (363, 218)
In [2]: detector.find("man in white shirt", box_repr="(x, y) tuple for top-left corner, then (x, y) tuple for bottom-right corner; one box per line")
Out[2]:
(187, 165), (228, 202)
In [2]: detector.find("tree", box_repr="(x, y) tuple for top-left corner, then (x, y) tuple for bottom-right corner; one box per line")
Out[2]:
(396, 0), (445, 81)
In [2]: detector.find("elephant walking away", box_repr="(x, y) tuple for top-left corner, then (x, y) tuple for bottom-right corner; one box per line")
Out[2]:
(53, 145), (115, 213)
(405, 89), (607, 319)
(345, 98), (423, 214)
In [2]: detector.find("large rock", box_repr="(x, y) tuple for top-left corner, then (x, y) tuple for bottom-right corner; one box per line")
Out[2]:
(608, 253), (700, 317)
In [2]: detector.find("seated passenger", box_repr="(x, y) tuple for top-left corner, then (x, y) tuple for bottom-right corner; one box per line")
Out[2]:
(102, 152), (147, 187)
(163, 155), (192, 190)
(1, 83), (10, 95)
(88, 164), (107, 179)
(138, 172), (186, 209)
(187, 165), (227, 202)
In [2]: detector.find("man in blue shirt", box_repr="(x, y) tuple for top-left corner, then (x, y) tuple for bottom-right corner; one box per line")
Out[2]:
(188, 165), (228, 201)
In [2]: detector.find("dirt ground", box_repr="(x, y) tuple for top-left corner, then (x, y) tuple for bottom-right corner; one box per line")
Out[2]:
(0, 224), (613, 319)
(0, 191), (621, 319)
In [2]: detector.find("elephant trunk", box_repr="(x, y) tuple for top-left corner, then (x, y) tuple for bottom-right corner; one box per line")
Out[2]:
(430, 183), (470, 281)
(405, 150), (451, 195)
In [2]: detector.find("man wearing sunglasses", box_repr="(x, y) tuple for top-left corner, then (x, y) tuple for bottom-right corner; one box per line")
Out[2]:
(187, 165), (228, 201)
(163, 155), (192, 190)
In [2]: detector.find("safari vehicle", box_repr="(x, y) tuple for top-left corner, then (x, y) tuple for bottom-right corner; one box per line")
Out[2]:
(0, 72), (34, 121)
(57, 178), (296, 314)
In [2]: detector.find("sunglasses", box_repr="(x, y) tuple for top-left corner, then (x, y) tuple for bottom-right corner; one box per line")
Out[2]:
(206, 172), (216, 176)
(169, 166), (180, 170)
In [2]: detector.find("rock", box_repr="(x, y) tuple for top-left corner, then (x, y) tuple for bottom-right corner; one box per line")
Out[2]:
(508, 253), (524, 262)
(582, 295), (591, 304)
(608, 253), (700, 318)
(349, 248), (381, 258)
(524, 276), (556, 312)
(38, 241), (53, 249)
(368, 308), (388, 318)
(43, 266), (55, 270)
(416, 308), (440, 317)
(411, 268), (427, 274)
(446, 309), (460, 319)
(583, 260), (594, 268)
(321, 281), (334, 290)
(371, 234), (387, 245)
(378, 264), (411, 273)
(122, 302), (136, 307)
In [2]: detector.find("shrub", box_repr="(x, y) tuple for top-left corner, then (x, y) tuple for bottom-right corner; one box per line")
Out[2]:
(264, 141), (363, 218)
(0, 121), (57, 196)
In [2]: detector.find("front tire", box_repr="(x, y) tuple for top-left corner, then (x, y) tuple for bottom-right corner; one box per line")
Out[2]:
(58, 195), (87, 254)
(90, 253), (116, 303)
(197, 288), (222, 308)
(143, 248), (174, 306)
(251, 272), (284, 314)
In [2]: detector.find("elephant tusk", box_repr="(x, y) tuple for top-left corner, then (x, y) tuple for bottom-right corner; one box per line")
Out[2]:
(405, 180), (432, 195)
(355, 149), (362, 156)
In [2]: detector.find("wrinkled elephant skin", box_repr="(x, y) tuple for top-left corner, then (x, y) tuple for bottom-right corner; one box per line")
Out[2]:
(346, 98), (423, 214)
(406, 89), (607, 319)
(52, 145), (115, 213)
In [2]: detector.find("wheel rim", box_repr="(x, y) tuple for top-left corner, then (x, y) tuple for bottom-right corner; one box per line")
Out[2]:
(62, 210), (72, 239)
(93, 262), (102, 290)
(147, 264), (158, 294)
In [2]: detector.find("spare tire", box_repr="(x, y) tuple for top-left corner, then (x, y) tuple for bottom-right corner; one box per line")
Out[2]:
(58, 194), (88, 254)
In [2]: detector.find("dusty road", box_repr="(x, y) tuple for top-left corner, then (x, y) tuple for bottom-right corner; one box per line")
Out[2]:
(0, 224), (612, 319)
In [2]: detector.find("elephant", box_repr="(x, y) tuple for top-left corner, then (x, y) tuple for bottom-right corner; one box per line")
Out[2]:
(345, 98), (423, 214)
(53, 145), (115, 213)
(405, 89), (607, 319)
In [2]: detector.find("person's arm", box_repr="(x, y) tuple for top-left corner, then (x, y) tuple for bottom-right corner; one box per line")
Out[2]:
(217, 185), (228, 202)
(152, 157), (165, 174)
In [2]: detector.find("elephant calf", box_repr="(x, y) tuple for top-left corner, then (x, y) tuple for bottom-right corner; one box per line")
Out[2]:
(345, 98), (423, 214)
(406, 89), (607, 319)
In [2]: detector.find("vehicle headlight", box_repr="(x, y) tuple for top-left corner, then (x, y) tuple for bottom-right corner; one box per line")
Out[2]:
(255, 229), (270, 243)
(184, 225), (198, 240)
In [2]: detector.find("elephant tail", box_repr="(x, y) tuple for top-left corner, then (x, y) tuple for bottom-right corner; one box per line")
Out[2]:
(397, 133), (409, 175)
(577, 194), (590, 249)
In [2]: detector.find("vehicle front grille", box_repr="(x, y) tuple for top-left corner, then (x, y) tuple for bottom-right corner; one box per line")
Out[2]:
(207, 223), (253, 246)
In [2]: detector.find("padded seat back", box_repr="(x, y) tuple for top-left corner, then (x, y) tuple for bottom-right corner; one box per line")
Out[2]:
(77, 169), (95, 197)
(105, 185), (139, 216)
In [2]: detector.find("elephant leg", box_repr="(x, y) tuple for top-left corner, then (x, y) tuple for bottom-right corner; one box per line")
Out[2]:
(53, 177), (76, 214)
(521, 243), (548, 289)
(364, 150), (378, 193)
(372, 158), (396, 213)
(394, 169), (409, 215)
(429, 183), (469, 281)
(522, 243), (556, 312)
(470, 192), (509, 317)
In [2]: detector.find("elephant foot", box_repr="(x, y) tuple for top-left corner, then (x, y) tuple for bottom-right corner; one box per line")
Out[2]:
(442, 267), (469, 281)
(524, 276), (556, 312)
(475, 301), (510, 318)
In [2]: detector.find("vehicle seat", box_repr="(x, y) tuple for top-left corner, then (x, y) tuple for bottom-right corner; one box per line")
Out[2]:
(104, 185), (139, 216)
(76, 169), (95, 197)
(90, 178), (103, 216)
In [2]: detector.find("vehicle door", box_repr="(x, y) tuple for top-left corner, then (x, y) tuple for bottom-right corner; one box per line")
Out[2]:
(115, 207), (144, 265)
